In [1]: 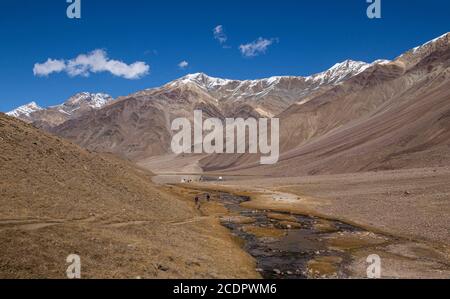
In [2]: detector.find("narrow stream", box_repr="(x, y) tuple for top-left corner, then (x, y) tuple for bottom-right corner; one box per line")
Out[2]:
(216, 192), (362, 279)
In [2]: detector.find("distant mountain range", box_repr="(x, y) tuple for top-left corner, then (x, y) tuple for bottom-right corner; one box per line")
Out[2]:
(7, 59), (385, 124)
(47, 59), (383, 160)
(6, 32), (450, 175)
(7, 93), (113, 129)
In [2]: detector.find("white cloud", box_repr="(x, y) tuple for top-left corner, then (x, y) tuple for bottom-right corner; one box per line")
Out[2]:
(33, 59), (66, 76)
(178, 60), (189, 69)
(213, 25), (228, 44)
(33, 49), (150, 79)
(239, 37), (278, 57)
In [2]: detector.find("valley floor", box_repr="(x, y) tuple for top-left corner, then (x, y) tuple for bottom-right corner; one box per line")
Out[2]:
(155, 166), (450, 279)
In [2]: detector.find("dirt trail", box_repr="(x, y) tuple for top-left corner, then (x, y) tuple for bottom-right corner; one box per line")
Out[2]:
(168, 216), (211, 226)
(0, 217), (97, 232)
(0, 215), (214, 231)
(102, 217), (212, 228)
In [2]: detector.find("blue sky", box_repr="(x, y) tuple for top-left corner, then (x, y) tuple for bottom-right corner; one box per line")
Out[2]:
(0, 0), (449, 112)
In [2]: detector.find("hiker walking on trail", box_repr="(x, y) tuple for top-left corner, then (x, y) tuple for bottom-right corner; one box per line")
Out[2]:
(195, 196), (200, 209)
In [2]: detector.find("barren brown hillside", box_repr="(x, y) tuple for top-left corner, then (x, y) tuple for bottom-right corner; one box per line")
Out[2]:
(0, 114), (257, 278)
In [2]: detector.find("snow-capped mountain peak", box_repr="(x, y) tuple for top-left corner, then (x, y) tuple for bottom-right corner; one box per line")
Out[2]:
(62, 92), (113, 110)
(6, 102), (43, 118)
(372, 59), (391, 65)
(306, 60), (371, 85)
(171, 73), (235, 90)
(398, 32), (449, 69)
(412, 32), (449, 53)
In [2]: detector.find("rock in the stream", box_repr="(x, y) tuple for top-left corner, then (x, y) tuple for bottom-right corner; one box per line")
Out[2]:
(276, 221), (302, 229)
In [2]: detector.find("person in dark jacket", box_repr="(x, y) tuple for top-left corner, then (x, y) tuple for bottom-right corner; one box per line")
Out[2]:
(195, 196), (200, 209)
